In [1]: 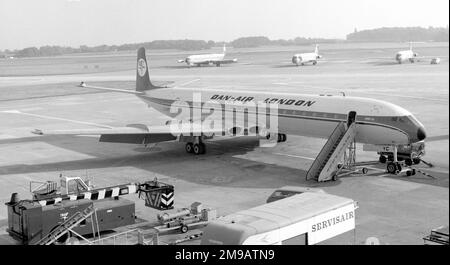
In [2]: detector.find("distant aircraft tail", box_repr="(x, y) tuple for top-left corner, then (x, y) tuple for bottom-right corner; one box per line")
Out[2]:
(409, 42), (413, 51)
(136, 47), (161, 92)
(314, 44), (319, 54)
(223, 44), (227, 55)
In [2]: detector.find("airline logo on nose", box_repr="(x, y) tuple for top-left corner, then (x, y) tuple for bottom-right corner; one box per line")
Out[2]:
(137, 59), (147, 77)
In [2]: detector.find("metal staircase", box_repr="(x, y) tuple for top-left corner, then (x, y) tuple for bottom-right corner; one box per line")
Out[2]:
(306, 122), (357, 182)
(35, 205), (95, 245)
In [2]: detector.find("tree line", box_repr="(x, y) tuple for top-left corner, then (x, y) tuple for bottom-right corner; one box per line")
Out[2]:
(347, 26), (449, 42)
(2, 37), (339, 58)
(2, 27), (448, 58)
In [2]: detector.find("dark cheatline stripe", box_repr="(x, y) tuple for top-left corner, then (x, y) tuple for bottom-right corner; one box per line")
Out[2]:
(144, 96), (412, 139)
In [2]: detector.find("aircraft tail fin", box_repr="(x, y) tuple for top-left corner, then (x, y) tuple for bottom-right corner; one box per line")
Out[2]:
(314, 44), (319, 54)
(409, 42), (413, 51)
(223, 44), (227, 55)
(136, 47), (160, 92)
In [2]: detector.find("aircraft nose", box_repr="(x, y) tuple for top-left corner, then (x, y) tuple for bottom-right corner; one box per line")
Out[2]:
(417, 126), (426, 141)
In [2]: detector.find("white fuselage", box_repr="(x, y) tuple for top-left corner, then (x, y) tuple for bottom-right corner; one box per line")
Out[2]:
(396, 50), (417, 63)
(185, 53), (225, 66)
(292, 52), (320, 65)
(139, 87), (426, 145)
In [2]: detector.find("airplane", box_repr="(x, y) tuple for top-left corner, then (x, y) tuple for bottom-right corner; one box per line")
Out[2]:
(32, 47), (427, 175)
(395, 42), (419, 64)
(177, 44), (237, 67)
(292, 44), (322, 66)
(395, 42), (444, 64)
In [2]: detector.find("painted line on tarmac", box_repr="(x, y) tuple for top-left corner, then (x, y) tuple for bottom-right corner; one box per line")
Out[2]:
(176, 78), (201, 87)
(0, 134), (20, 140)
(272, 152), (315, 160)
(0, 96), (135, 111)
(1, 110), (113, 129)
(20, 107), (43, 112)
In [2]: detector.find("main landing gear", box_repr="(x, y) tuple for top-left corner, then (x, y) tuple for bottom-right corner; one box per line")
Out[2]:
(185, 142), (206, 155)
(277, 134), (287, 143)
(184, 135), (207, 155)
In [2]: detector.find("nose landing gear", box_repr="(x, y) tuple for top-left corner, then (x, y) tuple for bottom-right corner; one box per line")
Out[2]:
(386, 161), (402, 174)
(385, 145), (416, 176)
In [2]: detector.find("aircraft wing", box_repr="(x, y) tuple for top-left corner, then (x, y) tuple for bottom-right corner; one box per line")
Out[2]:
(31, 122), (238, 145)
(215, 58), (238, 64)
(190, 58), (238, 65)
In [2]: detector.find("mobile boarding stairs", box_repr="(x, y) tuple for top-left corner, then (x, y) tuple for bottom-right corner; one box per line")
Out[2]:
(306, 111), (418, 182)
(306, 117), (360, 182)
(306, 111), (415, 182)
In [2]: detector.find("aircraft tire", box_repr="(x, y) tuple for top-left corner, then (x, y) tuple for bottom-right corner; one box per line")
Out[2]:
(387, 162), (397, 174)
(313, 61), (317, 65)
(185, 143), (194, 153)
(405, 159), (413, 166)
(362, 167), (368, 174)
(413, 158), (421, 165)
(193, 144), (201, 155)
(180, 225), (189, 233)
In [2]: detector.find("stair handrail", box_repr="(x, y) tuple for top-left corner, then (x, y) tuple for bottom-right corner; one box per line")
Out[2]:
(306, 122), (346, 180)
(35, 205), (94, 245)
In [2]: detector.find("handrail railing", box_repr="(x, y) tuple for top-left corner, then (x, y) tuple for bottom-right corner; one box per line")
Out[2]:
(306, 122), (346, 180)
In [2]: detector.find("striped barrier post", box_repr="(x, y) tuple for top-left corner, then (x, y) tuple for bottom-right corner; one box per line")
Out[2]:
(34, 179), (174, 210)
(38, 184), (138, 206)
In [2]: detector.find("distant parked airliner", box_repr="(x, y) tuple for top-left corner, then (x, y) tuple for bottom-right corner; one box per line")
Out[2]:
(177, 45), (237, 67)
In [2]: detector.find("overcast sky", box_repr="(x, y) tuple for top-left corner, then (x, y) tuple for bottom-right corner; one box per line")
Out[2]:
(0, 0), (448, 50)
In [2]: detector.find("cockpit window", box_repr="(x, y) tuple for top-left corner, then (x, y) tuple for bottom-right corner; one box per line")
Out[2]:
(407, 115), (423, 127)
